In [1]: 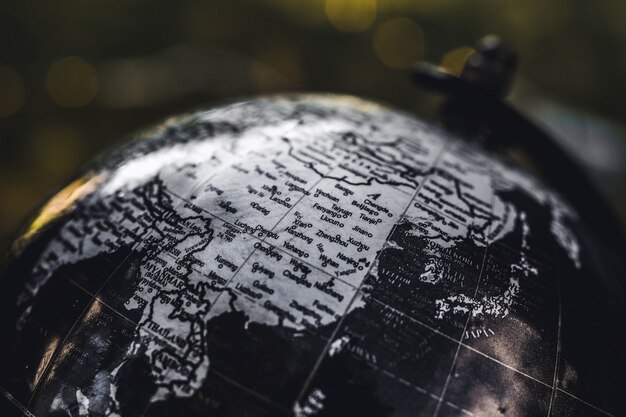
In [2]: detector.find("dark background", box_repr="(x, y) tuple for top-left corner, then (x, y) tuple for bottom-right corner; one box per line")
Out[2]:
(1, 0), (625, 240)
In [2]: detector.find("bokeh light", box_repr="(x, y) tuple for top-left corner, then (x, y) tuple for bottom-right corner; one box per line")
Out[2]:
(325, 0), (377, 32)
(45, 57), (98, 107)
(373, 17), (424, 69)
(0, 65), (25, 117)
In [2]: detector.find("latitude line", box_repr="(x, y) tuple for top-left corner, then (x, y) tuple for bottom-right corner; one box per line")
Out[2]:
(555, 388), (615, 417)
(211, 370), (291, 414)
(444, 401), (475, 416)
(361, 358), (477, 416)
(494, 241), (553, 269)
(294, 139), (451, 407)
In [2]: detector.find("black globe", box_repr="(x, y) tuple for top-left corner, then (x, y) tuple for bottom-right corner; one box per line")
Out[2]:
(1, 95), (623, 417)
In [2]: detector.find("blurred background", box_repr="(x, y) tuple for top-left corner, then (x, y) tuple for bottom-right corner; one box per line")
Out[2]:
(1, 0), (626, 241)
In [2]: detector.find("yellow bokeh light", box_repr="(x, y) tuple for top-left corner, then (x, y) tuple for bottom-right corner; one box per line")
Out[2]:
(0, 65), (25, 117)
(325, 0), (377, 32)
(373, 17), (424, 69)
(45, 56), (98, 107)
(440, 47), (475, 77)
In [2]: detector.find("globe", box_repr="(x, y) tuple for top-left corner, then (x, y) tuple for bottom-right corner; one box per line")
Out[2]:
(0, 95), (623, 417)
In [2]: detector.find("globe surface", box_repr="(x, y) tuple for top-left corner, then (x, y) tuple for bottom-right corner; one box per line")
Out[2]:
(0, 95), (623, 417)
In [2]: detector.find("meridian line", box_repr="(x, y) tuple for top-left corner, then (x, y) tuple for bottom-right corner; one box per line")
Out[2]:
(294, 139), (451, 408)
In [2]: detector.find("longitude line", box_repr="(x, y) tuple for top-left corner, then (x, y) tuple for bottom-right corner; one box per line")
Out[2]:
(432, 159), (496, 417)
(294, 139), (451, 406)
(547, 266), (563, 415)
(432, 246), (489, 417)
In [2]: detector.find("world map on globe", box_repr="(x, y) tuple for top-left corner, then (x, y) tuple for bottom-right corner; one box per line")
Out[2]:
(0, 95), (623, 417)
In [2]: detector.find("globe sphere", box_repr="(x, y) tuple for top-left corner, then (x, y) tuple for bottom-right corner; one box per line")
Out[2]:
(1, 95), (623, 417)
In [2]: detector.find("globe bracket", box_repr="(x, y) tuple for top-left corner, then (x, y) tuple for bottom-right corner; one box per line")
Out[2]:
(412, 34), (517, 100)
(413, 35), (626, 266)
